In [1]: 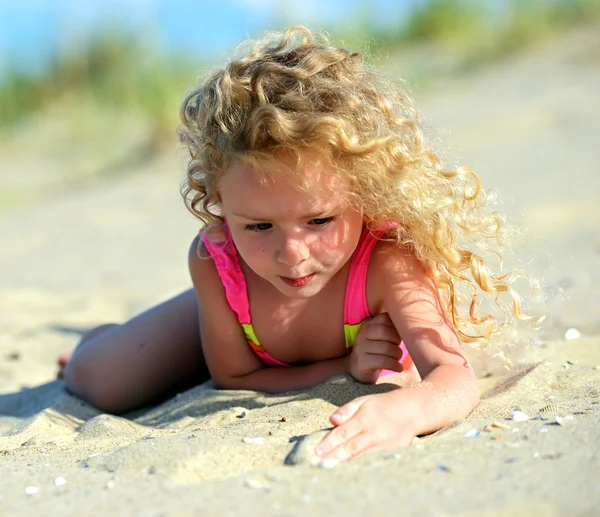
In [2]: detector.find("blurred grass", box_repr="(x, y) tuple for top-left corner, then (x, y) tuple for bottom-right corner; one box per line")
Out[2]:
(2, 0), (599, 141)
(331, 0), (600, 84)
(0, 0), (598, 212)
(0, 27), (197, 143)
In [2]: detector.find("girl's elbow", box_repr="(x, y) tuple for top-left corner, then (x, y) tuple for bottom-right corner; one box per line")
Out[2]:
(210, 370), (247, 391)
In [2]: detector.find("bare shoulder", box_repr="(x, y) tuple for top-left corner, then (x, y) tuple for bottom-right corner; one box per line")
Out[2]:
(187, 233), (237, 321)
(188, 234), (212, 275)
(369, 237), (443, 317)
(368, 239), (432, 298)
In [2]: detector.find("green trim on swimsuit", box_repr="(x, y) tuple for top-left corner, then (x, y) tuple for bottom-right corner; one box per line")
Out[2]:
(343, 322), (364, 349)
(242, 323), (261, 348)
(246, 320), (364, 351)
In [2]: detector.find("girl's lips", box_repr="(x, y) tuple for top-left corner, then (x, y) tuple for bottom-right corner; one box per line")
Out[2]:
(280, 273), (315, 287)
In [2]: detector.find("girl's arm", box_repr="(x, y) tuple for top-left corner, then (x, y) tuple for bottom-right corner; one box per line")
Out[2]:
(380, 248), (480, 431)
(218, 356), (349, 393)
(316, 243), (479, 462)
(189, 236), (348, 393)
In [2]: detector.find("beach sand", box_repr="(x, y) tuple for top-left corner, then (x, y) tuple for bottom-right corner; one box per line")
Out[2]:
(1, 27), (599, 516)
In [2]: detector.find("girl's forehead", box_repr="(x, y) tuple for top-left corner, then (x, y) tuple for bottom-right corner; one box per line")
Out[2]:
(219, 158), (351, 204)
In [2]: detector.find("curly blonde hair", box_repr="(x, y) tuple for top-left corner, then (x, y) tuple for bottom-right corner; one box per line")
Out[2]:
(179, 25), (537, 352)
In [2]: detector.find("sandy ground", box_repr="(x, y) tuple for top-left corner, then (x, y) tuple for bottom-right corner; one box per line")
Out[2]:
(1, 27), (599, 516)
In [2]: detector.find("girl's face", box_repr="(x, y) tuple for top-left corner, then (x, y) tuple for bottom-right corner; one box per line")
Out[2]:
(218, 156), (363, 299)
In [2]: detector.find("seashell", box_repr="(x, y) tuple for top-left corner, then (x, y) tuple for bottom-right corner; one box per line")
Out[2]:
(511, 411), (529, 422)
(539, 404), (559, 413)
(242, 436), (265, 445)
(244, 478), (266, 489)
(552, 415), (573, 426)
(24, 486), (39, 495)
(564, 328), (581, 340)
(491, 421), (511, 430)
(318, 458), (338, 469)
(54, 477), (66, 486)
(463, 428), (481, 438)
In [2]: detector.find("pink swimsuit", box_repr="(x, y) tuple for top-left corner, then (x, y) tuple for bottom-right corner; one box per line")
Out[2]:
(202, 225), (413, 372)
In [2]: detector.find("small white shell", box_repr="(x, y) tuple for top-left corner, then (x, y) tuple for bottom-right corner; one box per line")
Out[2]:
(553, 415), (574, 425)
(24, 486), (39, 495)
(565, 328), (581, 340)
(512, 411), (530, 422)
(54, 477), (67, 486)
(318, 458), (338, 469)
(242, 436), (265, 445)
(244, 478), (265, 489)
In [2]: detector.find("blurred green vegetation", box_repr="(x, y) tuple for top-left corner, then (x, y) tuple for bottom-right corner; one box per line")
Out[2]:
(0, 0), (599, 146)
(332, 0), (600, 82)
(0, 27), (197, 143)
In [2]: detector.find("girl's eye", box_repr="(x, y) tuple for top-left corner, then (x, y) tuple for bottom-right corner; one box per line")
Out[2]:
(310, 217), (336, 226)
(245, 222), (272, 232)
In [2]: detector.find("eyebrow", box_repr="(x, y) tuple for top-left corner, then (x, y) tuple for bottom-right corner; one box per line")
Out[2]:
(232, 210), (335, 221)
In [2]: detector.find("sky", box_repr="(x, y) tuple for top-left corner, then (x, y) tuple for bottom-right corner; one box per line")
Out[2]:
(0, 0), (416, 74)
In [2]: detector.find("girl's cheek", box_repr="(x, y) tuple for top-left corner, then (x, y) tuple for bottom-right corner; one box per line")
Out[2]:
(243, 239), (270, 260)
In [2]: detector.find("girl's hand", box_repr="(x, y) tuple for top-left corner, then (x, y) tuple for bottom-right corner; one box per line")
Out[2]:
(349, 313), (404, 384)
(315, 390), (418, 464)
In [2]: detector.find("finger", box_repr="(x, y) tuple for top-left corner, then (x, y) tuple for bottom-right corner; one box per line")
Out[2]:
(329, 396), (368, 426)
(363, 324), (402, 344)
(315, 410), (365, 459)
(362, 354), (404, 373)
(364, 341), (404, 360)
(314, 397), (367, 456)
(319, 430), (374, 463)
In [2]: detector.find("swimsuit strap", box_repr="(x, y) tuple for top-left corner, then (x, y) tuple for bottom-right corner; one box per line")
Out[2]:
(201, 225), (289, 367)
(201, 225), (251, 325)
(344, 225), (393, 325)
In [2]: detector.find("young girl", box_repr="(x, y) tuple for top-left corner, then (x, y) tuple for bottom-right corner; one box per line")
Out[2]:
(61, 26), (529, 464)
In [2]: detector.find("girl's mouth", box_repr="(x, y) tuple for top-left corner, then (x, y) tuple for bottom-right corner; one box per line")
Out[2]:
(280, 274), (315, 287)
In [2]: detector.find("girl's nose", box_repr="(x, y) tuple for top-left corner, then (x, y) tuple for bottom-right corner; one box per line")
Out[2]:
(277, 234), (309, 266)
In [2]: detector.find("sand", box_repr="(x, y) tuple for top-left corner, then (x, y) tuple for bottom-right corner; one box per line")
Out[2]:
(1, 27), (599, 516)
